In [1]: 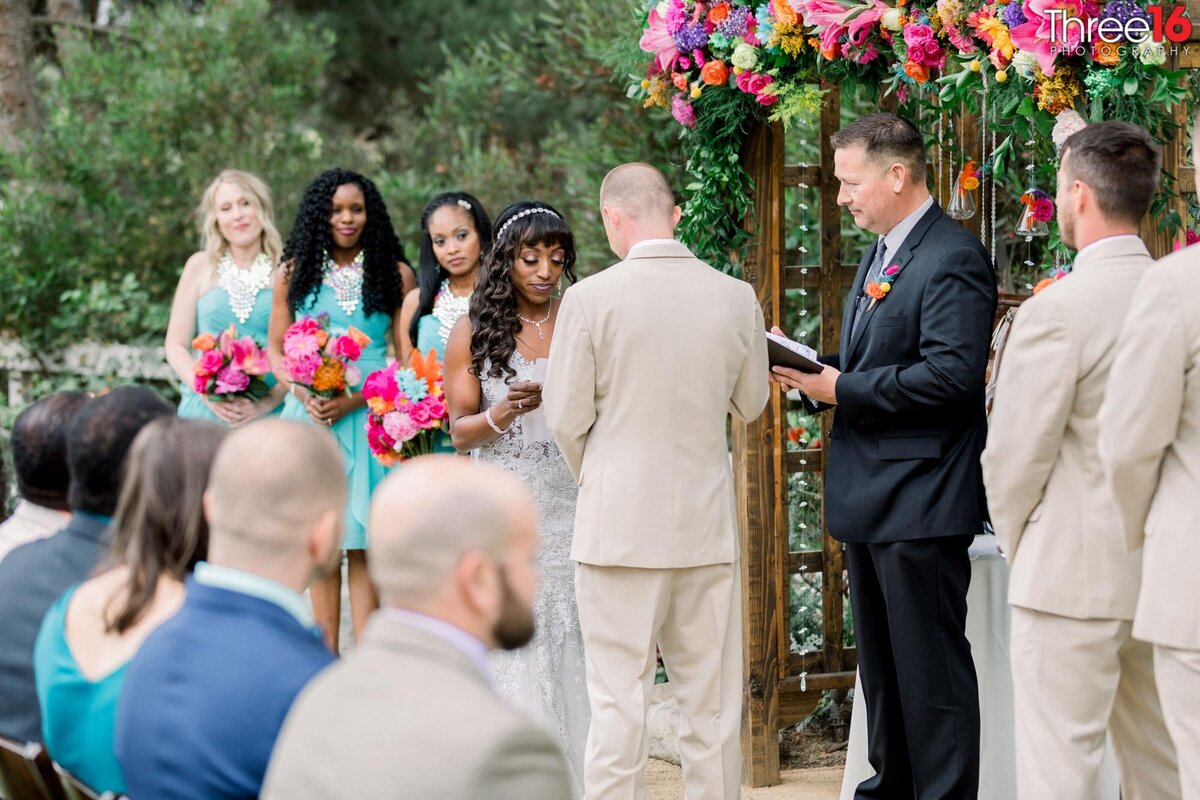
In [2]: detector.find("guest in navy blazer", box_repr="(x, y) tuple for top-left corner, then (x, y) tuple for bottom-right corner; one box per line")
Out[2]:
(0, 386), (171, 744)
(115, 418), (346, 800)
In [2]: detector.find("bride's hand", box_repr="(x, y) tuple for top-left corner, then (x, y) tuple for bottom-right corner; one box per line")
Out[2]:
(505, 382), (542, 416)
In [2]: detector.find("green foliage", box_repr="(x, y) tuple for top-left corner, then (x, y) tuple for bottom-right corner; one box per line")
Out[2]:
(0, 0), (346, 349)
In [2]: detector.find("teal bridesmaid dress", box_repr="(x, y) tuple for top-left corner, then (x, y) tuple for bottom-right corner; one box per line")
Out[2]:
(177, 285), (278, 423)
(414, 284), (469, 453)
(280, 283), (391, 550)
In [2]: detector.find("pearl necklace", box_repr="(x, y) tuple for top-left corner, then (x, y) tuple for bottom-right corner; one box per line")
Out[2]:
(322, 250), (365, 316)
(432, 278), (471, 345)
(517, 302), (553, 340)
(217, 251), (273, 325)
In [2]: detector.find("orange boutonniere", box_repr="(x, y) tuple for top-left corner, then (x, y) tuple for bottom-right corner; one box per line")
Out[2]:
(865, 264), (901, 308)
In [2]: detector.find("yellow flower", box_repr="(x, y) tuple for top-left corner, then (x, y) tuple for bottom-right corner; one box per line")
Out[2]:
(690, 84), (702, 99)
(977, 16), (1014, 63)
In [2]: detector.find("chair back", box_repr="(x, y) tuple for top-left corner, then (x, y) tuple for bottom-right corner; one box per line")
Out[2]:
(0, 737), (64, 800)
(51, 764), (118, 800)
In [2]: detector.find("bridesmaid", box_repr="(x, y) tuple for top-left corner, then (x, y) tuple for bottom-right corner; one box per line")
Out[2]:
(165, 170), (287, 425)
(267, 168), (414, 650)
(397, 192), (492, 364)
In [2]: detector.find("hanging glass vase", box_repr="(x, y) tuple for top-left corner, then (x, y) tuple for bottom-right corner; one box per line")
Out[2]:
(1016, 187), (1051, 237)
(1015, 206), (1049, 237)
(946, 175), (977, 220)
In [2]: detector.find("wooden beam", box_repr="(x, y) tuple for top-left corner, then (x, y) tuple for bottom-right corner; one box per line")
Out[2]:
(787, 549), (824, 576)
(782, 263), (861, 291)
(736, 119), (785, 788)
(785, 449), (824, 473)
(782, 164), (821, 187)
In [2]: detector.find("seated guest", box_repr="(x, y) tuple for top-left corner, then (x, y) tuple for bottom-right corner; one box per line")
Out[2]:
(0, 386), (172, 744)
(0, 391), (90, 563)
(115, 419), (344, 800)
(263, 456), (570, 800)
(34, 418), (226, 795)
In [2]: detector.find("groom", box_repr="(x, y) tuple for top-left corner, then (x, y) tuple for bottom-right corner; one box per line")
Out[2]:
(545, 162), (768, 799)
(772, 113), (994, 798)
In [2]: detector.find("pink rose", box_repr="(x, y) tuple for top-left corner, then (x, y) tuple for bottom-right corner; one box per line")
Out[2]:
(193, 375), (210, 394)
(332, 334), (362, 361)
(214, 365), (250, 394)
(756, 92), (779, 105)
(735, 70), (755, 93)
(344, 363), (362, 388)
(747, 73), (772, 95)
(362, 367), (399, 404)
(1033, 198), (1054, 222)
(367, 421), (395, 454)
(196, 350), (225, 378)
(425, 398), (448, 422)
(408, 403), (432, 427)
(286, 353), (321, 384)
(904, 24), (934, 47)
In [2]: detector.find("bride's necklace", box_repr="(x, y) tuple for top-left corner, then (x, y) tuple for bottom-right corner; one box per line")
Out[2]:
(517, 301), (553, 341)
(432, 278), (471, 344)
(217, 251), (273, 325)
(322, 249), (364, 316)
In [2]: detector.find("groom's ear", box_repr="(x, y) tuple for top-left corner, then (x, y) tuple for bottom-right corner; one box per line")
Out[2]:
(671, 205), (682, 227)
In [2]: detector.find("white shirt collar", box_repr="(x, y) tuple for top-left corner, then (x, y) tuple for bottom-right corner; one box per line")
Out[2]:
(626, 238), (679, 258)
(1073, 234), (1143, 265)
(879, 195), (936, 264)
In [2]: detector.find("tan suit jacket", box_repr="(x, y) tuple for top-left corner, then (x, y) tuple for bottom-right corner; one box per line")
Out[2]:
(1099, 247), (1200, 650)
(262, 614), (570, 800)
(983, 236), (1152, 620)
(544, 240), (769, 568)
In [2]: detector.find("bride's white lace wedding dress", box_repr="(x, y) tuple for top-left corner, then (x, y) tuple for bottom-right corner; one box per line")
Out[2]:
(475, 351), (589, 797)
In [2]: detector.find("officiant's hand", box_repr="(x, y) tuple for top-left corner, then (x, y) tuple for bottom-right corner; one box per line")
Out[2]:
(505, 382), (543, 416)
(771, 364), (841, 405)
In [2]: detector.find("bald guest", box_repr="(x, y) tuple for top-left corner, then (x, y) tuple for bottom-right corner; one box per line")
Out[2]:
(115, 419), (344, 800)
(263, 455), (570, 799)
(544, 162), (768, 799)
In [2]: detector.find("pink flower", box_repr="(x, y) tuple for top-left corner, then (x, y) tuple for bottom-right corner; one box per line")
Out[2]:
(286, 353), (321, 385)
(747, 73), (772, 95)
(671, 94), (696, 128)
(362, 367), (399, 404)
(640, 8), (680, 72)
(1009, 0), (1098, 75)
(214, 366), (250, 394)
(193, 375), (209, 394)
(367, 421), (396, 454)
(853, 45), (880, 63)
(903, 24), (934, 46)
(884, 265), (900, 276)
(425, 397), (448, 422)
(344, 363), (362, 388)
(846, 4), (885, 46)
(383, 411), (418, 443)
(332, 334), (362, 361)
(232, 338), (270, 376)
(196, 350), (225, 378)
(1033, 198), (1055, 221)
(408, 402), (432, 427)
(283, 332), (319, 360)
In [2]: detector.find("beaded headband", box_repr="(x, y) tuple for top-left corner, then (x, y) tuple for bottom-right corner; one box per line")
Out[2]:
(456, 199), (472, 210)
(496, 207), (560, 241)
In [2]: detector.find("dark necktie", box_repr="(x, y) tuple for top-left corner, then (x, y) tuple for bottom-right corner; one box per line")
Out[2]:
(852, 237), (887, 337)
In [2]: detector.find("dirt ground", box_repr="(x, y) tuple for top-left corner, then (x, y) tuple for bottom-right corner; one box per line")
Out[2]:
(645, 759), (843, 800)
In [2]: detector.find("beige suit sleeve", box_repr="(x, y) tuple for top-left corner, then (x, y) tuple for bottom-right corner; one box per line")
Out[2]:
(1098, 272), (1186, 550)
(981, 296), (1076, 559)
(472, 726), (572, 799)
(545, 288), (596, 481)
(730, 286), (770, 422)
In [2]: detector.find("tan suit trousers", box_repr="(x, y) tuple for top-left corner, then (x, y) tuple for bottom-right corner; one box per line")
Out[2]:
(1155, 645), (1200, 800)
(1011, 607), (1180, 800)
(576, 562), (741, 800)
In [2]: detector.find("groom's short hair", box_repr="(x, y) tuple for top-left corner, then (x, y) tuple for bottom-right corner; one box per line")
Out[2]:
(831, 113), (927, 183)
(600, 162), (675, 221)
(1062, 120), (1160, 227)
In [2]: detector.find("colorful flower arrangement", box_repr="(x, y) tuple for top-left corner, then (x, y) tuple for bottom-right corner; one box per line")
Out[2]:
(362, 349), (450, 466)
(191, 326), (272, 400)
(282, 313), (370, 398)
(1020, 188), (1055, 222)
(631, 0), (1188, 277)
(866, 264), (901, 301)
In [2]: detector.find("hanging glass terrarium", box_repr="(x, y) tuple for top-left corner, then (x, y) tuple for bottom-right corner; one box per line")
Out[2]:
(946, 160), (978, 221)
(1016, 188), (1052, 237)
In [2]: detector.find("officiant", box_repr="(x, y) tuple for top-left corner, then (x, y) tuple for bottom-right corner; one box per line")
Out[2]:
(770, 112), (996, 799)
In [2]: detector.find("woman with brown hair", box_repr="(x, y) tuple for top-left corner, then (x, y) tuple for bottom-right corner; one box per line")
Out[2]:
(33, 417), (226, 795)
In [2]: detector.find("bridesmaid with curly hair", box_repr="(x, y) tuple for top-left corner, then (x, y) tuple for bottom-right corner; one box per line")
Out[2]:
(267, 168), (415, 650)
(443, 200), (589, 795)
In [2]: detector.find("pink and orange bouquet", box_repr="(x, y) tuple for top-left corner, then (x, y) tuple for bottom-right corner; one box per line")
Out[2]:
(191, 325), (272, 401)
(362, 349), (449, 466)
(1019, 189), (1055, 222)
(282, 312), (371, 399)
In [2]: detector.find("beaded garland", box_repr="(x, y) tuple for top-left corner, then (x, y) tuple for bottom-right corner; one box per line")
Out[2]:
(217, 251), (274, 325)
(322, 250), (365, 316)
(432, 278), (471, 345)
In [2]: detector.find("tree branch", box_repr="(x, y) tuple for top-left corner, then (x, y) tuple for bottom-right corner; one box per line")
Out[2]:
(30, 15), (136, 42)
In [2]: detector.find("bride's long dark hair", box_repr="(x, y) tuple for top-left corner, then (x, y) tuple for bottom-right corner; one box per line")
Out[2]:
(469, 200), (577, 382)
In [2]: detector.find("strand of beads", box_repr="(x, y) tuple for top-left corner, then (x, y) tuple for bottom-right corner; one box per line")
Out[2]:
(217, 252), (274, 325)
(322, 250), (365, 316)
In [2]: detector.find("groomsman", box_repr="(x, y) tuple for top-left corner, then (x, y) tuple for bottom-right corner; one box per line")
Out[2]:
(772, 113), (994, 798)
(983, 121), (1180, 799)
(1097, 114), (1200, 799)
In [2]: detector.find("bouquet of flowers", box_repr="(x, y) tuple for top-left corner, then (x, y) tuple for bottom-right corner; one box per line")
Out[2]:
(191, 325), (272, 401)
(362, 349), (450, 466)
(282, 312), (371, 399)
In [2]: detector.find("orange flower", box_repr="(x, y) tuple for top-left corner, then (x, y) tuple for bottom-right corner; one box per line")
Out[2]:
(866, 282), (888, 300)
(904, 61), (929, 83)
(409, 347), (441, 388)
(377, 451), (401, 467)
(312, 360), (346, 392)
(773, 0), (799, 25)
(708, 1), (731, 24)
(1092, 40), (1120, 66)
(347, 326), (372, 348)
(701, 59), (729, 86)
(191, 332), (217, 351)
(315, 329), (330, 348)
(366, 396), (390, 415)
(1033, 277), (1056, 294)
(672, 72), (689, 91)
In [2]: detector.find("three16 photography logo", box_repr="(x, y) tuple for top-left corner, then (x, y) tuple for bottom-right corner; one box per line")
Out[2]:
(1047, 3), (1193, 55)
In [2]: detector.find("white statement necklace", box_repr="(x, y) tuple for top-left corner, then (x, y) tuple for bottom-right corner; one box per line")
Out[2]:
(432, 278), (471, 344)
(517, 301), (553, 341)
(322, 250), (365, 316)
(217, 251), (273, 325)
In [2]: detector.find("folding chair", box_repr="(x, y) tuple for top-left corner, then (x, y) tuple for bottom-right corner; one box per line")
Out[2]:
(0, 736), (65, 800)
(51, 764), (119, 800)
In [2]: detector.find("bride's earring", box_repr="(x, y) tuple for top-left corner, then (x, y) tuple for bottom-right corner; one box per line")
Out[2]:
(557, 277), (563, 294)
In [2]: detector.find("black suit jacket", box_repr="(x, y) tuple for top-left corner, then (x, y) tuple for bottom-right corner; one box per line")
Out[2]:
(0, 512), (111, 742)
(822, 202), (996, 543)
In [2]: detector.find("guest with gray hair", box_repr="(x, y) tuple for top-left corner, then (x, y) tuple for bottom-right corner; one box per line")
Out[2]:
(263, 455), (570, 800)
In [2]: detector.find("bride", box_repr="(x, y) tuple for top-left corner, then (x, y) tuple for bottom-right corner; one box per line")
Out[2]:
(443, 200), (589, 796)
